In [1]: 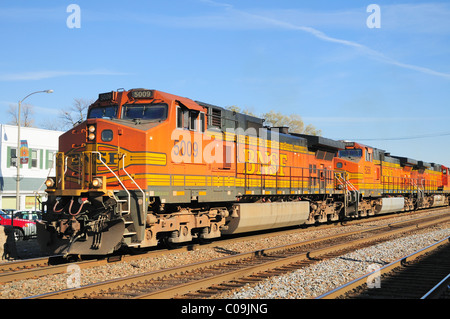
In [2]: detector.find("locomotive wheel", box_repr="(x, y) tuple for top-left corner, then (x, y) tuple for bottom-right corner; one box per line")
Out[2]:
(162, 236), (180, 249)
(197, 236), (212, 245)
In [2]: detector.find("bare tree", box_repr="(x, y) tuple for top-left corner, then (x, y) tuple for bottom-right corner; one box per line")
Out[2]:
(226, 106), (321, 136)
(8, 103), (35, 127)
(59, 98), (94, 129)
(262, 110), (322, 136)
(40, 118), (64, 131)
(227, 105), (257, 116)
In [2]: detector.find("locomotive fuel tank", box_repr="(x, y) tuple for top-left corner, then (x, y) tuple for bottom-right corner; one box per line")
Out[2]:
(430, 195), (445, 207)
(222, 201), (310, 234)
(374, 197), (405, 215)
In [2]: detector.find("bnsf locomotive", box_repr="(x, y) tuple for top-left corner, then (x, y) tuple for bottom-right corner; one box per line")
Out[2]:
(36, 89), (450, 256)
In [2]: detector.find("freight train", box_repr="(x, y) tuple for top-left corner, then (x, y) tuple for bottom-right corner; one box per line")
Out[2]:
(36, 89), (450, 256)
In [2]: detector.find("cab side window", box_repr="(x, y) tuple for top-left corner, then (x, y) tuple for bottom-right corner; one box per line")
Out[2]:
(365, 148), (372, 162)
(177, 106), (203, 132)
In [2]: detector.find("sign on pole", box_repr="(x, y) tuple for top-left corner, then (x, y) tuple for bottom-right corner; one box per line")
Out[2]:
(20, 140), (29, 165)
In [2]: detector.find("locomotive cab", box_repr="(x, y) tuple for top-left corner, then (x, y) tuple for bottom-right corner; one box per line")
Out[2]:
(37, 89), (223, 256)
(334, 142), (364, 189)
(38, 89), (175, 256)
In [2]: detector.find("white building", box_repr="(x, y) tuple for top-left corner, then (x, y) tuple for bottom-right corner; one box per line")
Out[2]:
(0, 125), (63, 210)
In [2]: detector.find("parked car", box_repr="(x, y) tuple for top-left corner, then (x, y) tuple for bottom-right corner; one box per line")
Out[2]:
(13, 210), (42, 222)
(0, 210), (36, 241)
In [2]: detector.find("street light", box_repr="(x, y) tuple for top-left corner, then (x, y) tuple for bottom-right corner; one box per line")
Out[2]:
(16, 90), (54, 210)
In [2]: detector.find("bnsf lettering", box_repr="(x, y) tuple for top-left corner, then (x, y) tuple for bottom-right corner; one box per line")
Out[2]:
(98, 152), (119, 165)
(245, 149), (288, 176)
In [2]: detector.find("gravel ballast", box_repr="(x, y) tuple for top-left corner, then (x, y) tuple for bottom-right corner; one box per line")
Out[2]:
(217, 228), (450, 299)
(1, 213), (449, 299)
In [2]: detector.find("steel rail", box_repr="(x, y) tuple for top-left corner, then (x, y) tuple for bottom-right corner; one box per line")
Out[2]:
(421, 273), (450, 299)
(0, 256), (52, 273)
(2, 207), (449, 284)
(316, 235), (450, 299)
(137, 215), (450, 299)
(28, 213), (450, 299)
(1, 207), (443, 284)
(0, 258), (114, 284)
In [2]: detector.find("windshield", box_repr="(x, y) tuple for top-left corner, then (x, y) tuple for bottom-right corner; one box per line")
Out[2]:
(0, 212), (10, 219)
(338, 149), (362, 158)
(122, 103), (168, 121)
(88, 105), (118, 119)
(14, 211), (42, 221)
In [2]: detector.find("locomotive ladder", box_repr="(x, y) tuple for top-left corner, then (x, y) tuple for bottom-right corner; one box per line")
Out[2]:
(94, 152), (146, 246)
(412, 179), (425, 207)
(335, 173), (360, 217)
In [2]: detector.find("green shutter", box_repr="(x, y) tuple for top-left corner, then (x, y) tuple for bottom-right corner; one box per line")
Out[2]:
(40, 149), (43, 169)
(45, 150), (50, 169)
(28, 149), (32, 169)
(7, 147), (11, 168)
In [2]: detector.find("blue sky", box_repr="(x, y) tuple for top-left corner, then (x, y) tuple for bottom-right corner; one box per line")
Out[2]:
(1, 0), (450, 165)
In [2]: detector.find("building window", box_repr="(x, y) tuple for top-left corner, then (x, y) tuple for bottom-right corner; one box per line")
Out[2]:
(10, 147), (17, 167)
(31, 149), (38, 168)
(46, 151), (55, 169)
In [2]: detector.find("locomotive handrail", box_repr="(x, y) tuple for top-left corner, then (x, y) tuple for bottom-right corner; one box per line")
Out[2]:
(335, 173), (357, 192)
(240, 162), (336, 194)
(120, 153), (146, 218)
(34, 153), (59, 211)
(55, 152), (66, 190)
(93, 151), (131, 215)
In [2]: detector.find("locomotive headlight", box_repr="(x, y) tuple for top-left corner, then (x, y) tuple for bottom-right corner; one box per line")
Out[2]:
(88, 133), (96, 140)
(92, 177), (103, 188)
(88, 125), (96, 133)
(45, 178), (55, 188)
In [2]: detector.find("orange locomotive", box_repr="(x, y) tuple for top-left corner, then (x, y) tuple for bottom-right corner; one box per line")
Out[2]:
(37, 89), (450, 256)
(335, 142), (449, 217)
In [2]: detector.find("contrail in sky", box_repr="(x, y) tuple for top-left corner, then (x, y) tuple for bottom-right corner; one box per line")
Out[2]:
(201, 0), (450, 79)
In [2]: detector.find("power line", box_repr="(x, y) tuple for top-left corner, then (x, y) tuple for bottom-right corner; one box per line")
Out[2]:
(346, 131), (450, 142)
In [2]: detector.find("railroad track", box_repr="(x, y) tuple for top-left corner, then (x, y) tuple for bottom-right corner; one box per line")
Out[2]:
(27, 210), (450, 299)
(317, 235), (450, 299)
(422, 272), (450, 299)
(1, 207), (443, 285)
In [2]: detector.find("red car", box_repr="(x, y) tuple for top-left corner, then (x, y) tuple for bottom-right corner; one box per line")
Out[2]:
(0, 211), (36, 241)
